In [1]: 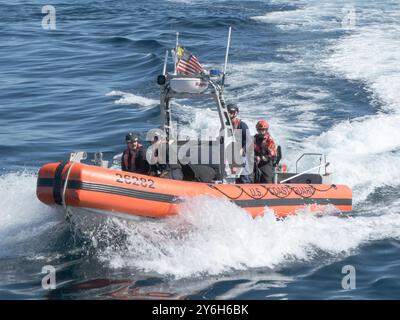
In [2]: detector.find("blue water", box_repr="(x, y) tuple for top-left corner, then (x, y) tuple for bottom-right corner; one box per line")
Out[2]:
(1, 0), (400, 299)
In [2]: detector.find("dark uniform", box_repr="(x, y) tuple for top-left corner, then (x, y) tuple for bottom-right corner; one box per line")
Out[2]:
(121, 145), (149, 174)
(254, 132), (277, 183)
(148, 139), (183, 180)
(121, 133), (150, 174)
(227, 103), (251, 184)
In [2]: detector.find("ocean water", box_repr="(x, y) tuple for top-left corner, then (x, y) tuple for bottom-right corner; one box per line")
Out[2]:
(1, 0), (400, 299)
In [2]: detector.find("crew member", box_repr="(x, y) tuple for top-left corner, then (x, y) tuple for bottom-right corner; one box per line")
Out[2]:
(227, 103), (251, 184)
(147, 132), (164, 176)
(254, 120), (277, 183)
(147, 132), (183, 180)
(121, 133), (149, 174)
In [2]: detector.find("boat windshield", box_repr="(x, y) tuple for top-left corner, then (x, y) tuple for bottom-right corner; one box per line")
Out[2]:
(169, 98), (222, 142)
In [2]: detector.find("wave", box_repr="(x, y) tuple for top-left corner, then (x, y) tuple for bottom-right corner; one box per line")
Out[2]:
(1, 170), (398, 278)
(94, 196), (400, 278)
(0, 171), (63, 258)
(251, 3), (343, 31)
(106, 91), (158, 107)
(324, 25), (400, 112)
(305, 11), (400, 200)
(300, 115), (400, 202)
(102, 36), (133, 45)
(100, 37), (164, 52)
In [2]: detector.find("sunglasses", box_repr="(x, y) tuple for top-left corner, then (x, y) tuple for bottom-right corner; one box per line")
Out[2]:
(127, 140), (138, 143)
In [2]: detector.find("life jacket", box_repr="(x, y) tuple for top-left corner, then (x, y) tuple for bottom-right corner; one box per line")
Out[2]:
(231, 117), (251, 152)
(123, 143), (143, 171)
(254, 133), (276, 159)
(231, 117), (241, 130)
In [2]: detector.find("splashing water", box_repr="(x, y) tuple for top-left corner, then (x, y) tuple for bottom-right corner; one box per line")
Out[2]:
(93, 196), (400, 279)
(0, 172), (63, 258)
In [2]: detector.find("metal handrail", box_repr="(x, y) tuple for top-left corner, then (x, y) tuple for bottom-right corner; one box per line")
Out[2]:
(295, 153), (326, 174)
(280, 162), (330, 184)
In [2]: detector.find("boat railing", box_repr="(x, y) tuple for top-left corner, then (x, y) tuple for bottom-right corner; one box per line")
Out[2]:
(295, 153), (327, 175)
(279, 162), (330, 184)
(68, 151), (87, 163)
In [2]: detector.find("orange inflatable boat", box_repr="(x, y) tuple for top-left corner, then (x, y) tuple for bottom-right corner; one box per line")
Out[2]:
(36, 161), (352, 219)
(36, 39), (353, 220)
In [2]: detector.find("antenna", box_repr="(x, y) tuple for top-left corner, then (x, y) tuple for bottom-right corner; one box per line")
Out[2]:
(162, 50), (169, 75)
(174, 32), (179, 75)
(222, 26), (232, 87)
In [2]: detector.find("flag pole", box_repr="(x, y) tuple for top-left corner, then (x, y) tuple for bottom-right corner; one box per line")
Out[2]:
(222, 26), (232, 87)
(174, 32), (179, 75)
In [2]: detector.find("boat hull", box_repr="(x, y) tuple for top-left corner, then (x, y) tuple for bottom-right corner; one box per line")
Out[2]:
(36, 162), (352, 219)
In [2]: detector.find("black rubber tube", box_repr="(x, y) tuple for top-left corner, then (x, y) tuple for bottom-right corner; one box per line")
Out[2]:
(53, 161), (68, 205)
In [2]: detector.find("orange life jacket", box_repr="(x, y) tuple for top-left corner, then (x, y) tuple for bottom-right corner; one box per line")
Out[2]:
(231, 117), (241, 129)
(254, 133), (277, 159)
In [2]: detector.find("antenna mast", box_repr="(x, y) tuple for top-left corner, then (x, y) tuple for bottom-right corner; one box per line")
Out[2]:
(222, 26), (232, 87)
(174, 32), (179, 75)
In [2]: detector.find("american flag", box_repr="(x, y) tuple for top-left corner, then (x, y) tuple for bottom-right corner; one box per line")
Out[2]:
(176, 47), (204, 75)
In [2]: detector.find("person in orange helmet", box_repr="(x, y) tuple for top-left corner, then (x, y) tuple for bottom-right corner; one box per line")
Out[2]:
(254, 120), (277, 183)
